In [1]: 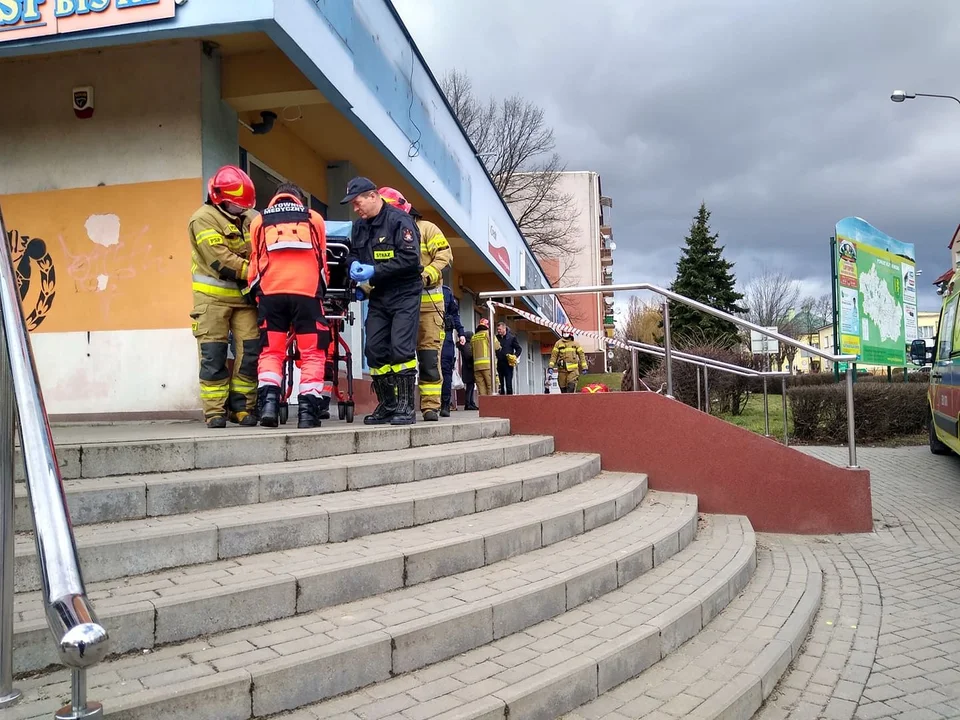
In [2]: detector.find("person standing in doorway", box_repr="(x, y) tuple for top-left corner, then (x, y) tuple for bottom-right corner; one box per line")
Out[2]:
(495, 322), (523, 395)
(471, 317), (499, 397)
(342, 177), (422, 425)
(460, 330), (478, 410)
(440, 285), (465, 416)
(188, 165), (259, 428)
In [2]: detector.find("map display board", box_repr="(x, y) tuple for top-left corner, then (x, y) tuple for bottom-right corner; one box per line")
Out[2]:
(834, 217), (917, 366)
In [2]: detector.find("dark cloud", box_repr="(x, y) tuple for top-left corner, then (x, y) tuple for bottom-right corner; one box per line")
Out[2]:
(394, 0), (960, 311)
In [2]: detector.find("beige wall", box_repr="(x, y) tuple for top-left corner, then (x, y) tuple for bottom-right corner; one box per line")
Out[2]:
(0, 41), (203, 194)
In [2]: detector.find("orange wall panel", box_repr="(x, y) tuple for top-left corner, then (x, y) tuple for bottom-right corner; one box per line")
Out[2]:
(2, 178), (200, 333)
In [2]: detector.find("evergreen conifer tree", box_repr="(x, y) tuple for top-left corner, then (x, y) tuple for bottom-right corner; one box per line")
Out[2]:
(667, 203), (746, 347)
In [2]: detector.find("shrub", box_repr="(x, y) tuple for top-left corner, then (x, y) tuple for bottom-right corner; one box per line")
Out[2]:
(789, 383), (929, 443)
(643, 343), (752, 414)
(749, 371), (929, 396)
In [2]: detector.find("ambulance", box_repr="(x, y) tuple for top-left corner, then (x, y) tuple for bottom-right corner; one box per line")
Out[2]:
(911, 283), (960, 455)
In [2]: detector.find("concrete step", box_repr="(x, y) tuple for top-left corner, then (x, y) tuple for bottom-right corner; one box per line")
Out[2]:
(271, 514), (755, 720)
(4, 486), (696, 720)
(563, 535), (821, 720)
(13, 470), (640, 675)
(15, 417), (510, 481)
(14, 450), (597, 593)
(13, 435), (553, 531)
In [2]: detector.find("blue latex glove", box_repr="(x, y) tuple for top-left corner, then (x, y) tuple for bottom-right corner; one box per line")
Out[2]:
(351, 263), (375, 282)
(349, 261), (362, 278)
(355, 288), (366, 301)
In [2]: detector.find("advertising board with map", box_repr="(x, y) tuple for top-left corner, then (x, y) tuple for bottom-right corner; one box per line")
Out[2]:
(833, 217), (917, 366)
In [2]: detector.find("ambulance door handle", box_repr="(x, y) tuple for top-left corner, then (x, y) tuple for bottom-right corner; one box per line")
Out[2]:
(932, 372), (943, 379)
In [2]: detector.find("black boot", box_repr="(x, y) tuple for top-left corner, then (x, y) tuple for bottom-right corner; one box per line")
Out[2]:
(390, 373), (417, 425)
(258, 386), (280, 428)
(206, 415), (227, 429)
(318, 395), (331, 421)
(297, 394), (322, 429)
(439, 398), (451, 418)
(364, 375), (398, 425)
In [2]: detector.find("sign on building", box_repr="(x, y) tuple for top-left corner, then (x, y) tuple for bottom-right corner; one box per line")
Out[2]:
(0, 0), (177, 44)
(750, 327), (780, 356)
(833, 217), (916, 366)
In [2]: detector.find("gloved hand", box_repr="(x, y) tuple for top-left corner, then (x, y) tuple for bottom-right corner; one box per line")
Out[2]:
(350, 263), (375, 282)
(349, 261), (361, 277)
(507, 354), (518, 367)
(355, 287), (367, 301)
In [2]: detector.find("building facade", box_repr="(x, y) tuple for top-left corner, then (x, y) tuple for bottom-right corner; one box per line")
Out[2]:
(511, 171), (615, 371)
(0, 0), (564, 417)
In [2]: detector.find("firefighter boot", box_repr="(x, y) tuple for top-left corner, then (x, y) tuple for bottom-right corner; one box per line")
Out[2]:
(439, 401), (451, 418)
(297, 395), (323, 429)
(259, 386), (280, 428)
(364, 375), (399, 425)
(390, 372), (417, 426)
(318, 395), (332, 421)
(207, 416), (227, 429)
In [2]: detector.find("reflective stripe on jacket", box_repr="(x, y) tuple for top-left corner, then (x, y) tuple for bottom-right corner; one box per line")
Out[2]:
(188, 204), (254, 304)
(549, 339), (587, 372)
(471, 329), (500, 369)
(418, 220), (452, 306)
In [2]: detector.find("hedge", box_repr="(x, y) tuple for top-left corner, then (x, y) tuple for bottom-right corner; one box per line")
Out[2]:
(749, 371), (929, 396)
(789, 383), (929, 443)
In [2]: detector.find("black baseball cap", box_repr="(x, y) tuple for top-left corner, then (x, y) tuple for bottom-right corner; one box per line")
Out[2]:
(340, 177), (377, 204)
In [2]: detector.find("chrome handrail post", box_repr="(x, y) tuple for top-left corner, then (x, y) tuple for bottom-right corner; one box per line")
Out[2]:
(662, 300), (674, 398)
(703, 367), (709, 414)
(487, 302), (496, 395)
(0, 312), (21, 710)
(781, 376), (789, 446)
(847, 365), (858, 468)
(762, 377), (770, 437)
(630, 350), (639, 393)
(696, 367), (702, 411)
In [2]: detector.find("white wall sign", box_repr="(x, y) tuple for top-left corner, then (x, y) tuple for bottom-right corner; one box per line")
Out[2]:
(750, 327), (780, 355)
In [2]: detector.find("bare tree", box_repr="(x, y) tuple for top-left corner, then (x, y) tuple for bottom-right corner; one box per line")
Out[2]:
(741, 268), (802, 371)
(441, 69), (579, 256)
(612, 298), (662, 374)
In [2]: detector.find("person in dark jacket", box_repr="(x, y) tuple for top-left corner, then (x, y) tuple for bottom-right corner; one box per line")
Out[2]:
(440, 285), (465, 417)
(495, 322), (523, 395)
(459, 330), (478, 410)
(342, 177), (423, 425)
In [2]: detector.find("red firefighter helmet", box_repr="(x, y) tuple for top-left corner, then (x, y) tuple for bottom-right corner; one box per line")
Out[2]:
(378, 186), (412, 214)
(208, 165), (256, 210)
(581, 383), (610, 394)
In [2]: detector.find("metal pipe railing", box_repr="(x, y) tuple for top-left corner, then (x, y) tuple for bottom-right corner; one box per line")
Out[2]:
(0, 321), (20, 710)
(0, 206), (108, 719)
(481, 282), (860, 467)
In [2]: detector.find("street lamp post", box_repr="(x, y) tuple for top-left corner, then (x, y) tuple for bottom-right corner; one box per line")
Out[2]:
(891, 90), (960, 106)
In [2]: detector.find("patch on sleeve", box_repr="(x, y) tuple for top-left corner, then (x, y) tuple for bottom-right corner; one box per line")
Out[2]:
(402, 227), (413, 242)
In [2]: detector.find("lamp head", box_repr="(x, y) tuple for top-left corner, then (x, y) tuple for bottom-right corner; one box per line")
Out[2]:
(891, 90), (915, 103)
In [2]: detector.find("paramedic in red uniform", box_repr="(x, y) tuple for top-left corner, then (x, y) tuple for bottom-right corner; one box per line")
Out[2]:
(342, 177), (422, 426)
(247, 183), (330, 429)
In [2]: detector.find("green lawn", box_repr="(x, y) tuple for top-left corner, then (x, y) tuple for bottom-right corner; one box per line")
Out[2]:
(719, 393), (794, 439)
(577, 373), (623, 391)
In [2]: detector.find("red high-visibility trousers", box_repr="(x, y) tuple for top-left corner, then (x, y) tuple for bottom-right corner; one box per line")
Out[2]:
(257, 294), (330, 397)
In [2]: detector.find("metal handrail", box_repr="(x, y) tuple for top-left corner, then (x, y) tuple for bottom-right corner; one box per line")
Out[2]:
(0, 205), (107, 719)
(481, 282), (859, 468)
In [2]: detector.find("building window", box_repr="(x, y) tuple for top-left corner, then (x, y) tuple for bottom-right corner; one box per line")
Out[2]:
(240, 150), (326, 217)
(919, 325), (935, 339)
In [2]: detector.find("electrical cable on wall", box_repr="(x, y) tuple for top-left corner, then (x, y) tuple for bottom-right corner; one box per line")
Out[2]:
(406, 50), (422, 158)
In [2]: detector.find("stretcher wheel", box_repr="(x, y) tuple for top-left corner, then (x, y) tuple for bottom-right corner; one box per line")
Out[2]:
(345, 403), (355, 424)
(338, 403), (346, 421)
(279, 404), (289, 425)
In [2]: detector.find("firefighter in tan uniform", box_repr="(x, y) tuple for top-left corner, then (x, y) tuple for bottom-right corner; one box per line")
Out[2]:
(188, 165), (260, 428)
(549, 332), (588, 393)
(471, 317), (500, 396)
(379, 187), (453, 422)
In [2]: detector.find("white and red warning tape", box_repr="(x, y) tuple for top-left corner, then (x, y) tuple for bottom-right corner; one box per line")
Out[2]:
(487, 301), (654, 392)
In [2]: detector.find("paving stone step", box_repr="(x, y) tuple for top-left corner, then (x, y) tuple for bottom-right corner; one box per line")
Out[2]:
(268, 514), (754, 720)
(13, 435), (553, 531)
(4, 489), (696, 720)
(14, 451), (598, 593)
(563, 535), (821, 720)
(15, 418), (510, 481)
(13, 471), (642, 675)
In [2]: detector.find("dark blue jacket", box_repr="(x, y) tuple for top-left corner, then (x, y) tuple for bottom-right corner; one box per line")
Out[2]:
(442, 285), (464, 345)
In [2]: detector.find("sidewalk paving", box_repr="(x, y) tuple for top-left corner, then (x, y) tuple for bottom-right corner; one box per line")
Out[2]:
(757, 446), (960, 720)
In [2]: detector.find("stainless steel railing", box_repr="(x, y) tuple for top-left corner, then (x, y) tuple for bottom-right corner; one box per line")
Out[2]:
(481, 282), (860, 468)
(0, 205), (108, 719)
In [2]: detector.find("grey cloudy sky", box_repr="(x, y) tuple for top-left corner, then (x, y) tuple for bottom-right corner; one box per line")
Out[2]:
(393, 0), (960, 313)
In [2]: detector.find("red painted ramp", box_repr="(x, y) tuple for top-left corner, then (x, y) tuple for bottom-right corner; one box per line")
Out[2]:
(482, 393), (872, 534)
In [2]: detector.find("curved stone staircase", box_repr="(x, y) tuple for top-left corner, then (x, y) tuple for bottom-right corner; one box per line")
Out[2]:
(9, 418), (822, 720)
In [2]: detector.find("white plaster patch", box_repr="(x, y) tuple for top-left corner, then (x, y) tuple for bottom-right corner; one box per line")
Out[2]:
(85, 214), (121, 247)
(96, 275), (109, 292)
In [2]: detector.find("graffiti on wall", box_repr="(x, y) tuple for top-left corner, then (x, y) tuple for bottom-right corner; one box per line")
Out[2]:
(7, 229), (56, 331)
(0, 178), (198, 333)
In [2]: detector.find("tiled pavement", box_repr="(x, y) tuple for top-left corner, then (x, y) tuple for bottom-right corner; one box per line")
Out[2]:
(756, 446), (960, 720)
